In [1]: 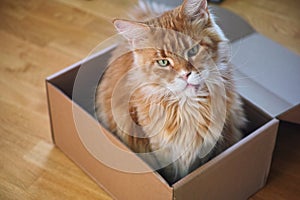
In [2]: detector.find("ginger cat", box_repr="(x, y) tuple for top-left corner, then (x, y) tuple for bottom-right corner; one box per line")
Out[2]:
(96, 0), (245, 184)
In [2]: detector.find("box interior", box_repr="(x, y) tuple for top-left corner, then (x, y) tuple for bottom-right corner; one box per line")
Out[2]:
(48, 46), (273, 186)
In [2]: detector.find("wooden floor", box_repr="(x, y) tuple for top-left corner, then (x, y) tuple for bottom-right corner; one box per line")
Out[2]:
(0, 0), (299, 199)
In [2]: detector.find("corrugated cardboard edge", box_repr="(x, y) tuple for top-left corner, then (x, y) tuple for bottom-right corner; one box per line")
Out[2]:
(173, 119), (279, 200)
(45, 79), (56, 144)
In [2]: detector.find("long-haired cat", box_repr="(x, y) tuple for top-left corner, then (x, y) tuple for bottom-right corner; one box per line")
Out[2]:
(96, 0), (246, 184)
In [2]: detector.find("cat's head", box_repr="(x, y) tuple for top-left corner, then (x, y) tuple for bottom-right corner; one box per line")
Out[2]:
(113, 0), (230, 99)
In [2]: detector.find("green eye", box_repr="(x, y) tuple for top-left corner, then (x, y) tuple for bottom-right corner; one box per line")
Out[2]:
(187, 44), (200, 57)
(157, 59), (170, 67)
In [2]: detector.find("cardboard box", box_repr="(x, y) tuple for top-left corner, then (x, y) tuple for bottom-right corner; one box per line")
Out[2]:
(46, 45), (278, 200)
(46, 6), (299, 200)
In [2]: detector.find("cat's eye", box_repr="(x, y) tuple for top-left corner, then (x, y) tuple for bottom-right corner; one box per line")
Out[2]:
(187, 44), (200, 57)
(157, 59), (170, 67)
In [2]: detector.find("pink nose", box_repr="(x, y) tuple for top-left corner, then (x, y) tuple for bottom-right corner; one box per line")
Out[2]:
(181, 72), (191, 80)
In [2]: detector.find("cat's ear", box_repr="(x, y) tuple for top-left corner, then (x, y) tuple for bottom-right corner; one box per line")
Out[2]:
(113, 19), (150, 41)
(182, 0), (208, 20)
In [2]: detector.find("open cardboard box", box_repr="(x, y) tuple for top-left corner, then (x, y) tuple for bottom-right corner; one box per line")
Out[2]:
(46, 6), (299, 200)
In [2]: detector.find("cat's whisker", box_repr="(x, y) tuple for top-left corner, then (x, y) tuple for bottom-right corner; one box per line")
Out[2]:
(232, 73), (264, 82)
(204, 80), (225, 87)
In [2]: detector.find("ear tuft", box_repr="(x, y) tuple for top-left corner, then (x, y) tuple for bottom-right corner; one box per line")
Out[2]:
(182, 0), (208, 20)
(113, 19), (149, 41)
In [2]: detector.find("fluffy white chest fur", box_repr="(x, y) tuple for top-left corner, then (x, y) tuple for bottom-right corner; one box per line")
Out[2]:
(144, 96), (219, 178)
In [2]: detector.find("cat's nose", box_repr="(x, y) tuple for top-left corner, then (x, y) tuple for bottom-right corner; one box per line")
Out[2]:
(181, 72), (191, 80)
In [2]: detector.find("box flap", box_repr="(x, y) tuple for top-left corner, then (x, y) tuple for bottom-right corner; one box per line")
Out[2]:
(231, 33), (300, 122)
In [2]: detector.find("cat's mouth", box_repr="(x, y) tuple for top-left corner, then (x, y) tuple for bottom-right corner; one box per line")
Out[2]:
(186, 83), (200, 89)
(184, 83), (201, 92)
(168, 80), (203, 95)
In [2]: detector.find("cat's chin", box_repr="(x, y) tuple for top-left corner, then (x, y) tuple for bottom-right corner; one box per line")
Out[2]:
(182, 84), (200, 96)
(171, 83), (202, 98)
(186, 83), (200, 90)
(166, 83), (202, 98)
